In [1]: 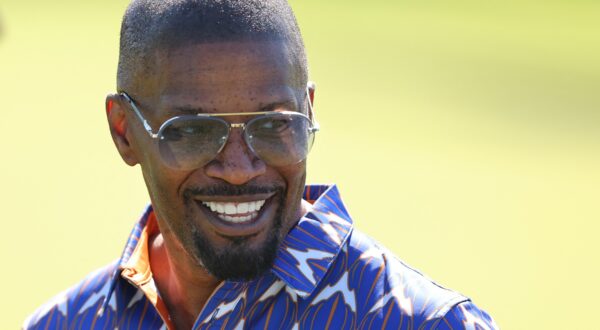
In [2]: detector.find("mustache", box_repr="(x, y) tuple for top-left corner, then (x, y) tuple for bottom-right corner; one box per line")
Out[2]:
(184, 183), (284, 198)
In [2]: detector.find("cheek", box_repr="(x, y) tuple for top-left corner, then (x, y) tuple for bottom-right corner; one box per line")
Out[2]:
(129, 133), (192, 232)
(141, 164), (200, 250)
(138, 151), (191, 220)
(279, 161), (307, 185)
(134, 138), (186, 196)
(278, 163), (307, 227)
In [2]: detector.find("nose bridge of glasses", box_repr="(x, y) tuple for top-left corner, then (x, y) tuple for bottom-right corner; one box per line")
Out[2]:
(219, 121), (250, 152)
(215, 122), (262, 173)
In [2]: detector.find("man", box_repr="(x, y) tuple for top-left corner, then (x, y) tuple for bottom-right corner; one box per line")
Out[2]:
(24, 0), (498, 329)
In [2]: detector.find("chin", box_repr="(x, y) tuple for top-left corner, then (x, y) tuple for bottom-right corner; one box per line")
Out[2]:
(189, 197), (285, 281)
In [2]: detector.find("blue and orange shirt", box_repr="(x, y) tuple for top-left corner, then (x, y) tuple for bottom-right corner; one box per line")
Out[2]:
(24, 184), (498, 329)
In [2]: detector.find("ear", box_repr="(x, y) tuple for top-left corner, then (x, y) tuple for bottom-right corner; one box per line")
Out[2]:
(106, 94), (139, 166)
(307, 81), (316, 120)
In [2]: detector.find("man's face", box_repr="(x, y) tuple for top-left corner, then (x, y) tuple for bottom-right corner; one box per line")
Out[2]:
(124, 41), (309, 280)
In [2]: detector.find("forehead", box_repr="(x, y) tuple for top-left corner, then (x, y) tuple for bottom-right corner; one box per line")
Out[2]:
(149, 41), (300, 110)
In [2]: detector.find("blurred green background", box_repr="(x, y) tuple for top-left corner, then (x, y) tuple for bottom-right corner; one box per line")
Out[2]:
(1, 0), (599, 329)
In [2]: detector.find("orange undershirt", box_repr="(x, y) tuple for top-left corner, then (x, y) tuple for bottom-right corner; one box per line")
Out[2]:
(120, 212), (175, 329)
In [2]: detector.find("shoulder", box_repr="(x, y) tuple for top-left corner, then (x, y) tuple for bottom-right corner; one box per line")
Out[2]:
(324, 229), (498, 329)
(22, 261), (122, 330)
(432, 300), (499, 329)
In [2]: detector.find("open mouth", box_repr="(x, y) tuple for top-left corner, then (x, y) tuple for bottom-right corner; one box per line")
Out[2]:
(191, 190), (278, 238)
(200, 200), (267, 223)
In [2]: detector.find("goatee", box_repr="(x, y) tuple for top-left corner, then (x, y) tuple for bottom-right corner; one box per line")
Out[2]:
(183, 184), (286, 281)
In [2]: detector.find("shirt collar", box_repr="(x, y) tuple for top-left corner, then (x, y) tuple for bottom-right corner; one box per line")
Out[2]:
(271, 184), (354, 297)
(100, 206), (153, 314)
(101, 184), (353, 310)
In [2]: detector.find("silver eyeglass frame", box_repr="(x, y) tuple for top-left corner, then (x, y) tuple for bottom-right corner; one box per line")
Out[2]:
(118, 88), (319, 141)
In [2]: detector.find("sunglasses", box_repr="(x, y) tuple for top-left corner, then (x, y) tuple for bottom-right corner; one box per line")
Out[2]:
(119, 90), (319, 170)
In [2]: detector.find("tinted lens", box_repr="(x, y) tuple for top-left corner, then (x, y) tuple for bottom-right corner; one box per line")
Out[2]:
(158, 116), (229, 169)
(245, 113), (314, 166)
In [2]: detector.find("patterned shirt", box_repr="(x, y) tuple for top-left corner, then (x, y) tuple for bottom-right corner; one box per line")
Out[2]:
(24, 184), (498, 329)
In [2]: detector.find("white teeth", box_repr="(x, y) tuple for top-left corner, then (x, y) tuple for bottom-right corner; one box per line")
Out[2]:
(220, 213), (257, 223)
(237, 203), (249, 213)
(200, 200), (267, 223)
(224, 203), (236, 215)
(248, 202), (257, 212)
(250, 200), (265, 212)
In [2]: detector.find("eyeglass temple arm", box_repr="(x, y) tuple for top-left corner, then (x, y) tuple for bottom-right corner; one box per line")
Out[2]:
(120, 93), (159, 138)
(306, 87), (320, 133)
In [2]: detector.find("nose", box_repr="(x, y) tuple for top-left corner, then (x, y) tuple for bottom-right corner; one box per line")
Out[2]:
(204, 130), (266, 185)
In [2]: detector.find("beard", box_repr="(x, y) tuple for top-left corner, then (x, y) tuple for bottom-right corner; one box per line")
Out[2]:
(183, 184), (286, 281)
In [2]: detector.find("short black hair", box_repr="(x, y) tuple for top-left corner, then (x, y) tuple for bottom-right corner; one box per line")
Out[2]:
(117, 0), (308, 93)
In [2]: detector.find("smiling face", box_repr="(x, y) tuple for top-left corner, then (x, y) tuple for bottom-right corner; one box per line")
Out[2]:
(118, 41), (311, 280)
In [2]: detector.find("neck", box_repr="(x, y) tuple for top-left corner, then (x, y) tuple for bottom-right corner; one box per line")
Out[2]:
(150, 233), (221, 330)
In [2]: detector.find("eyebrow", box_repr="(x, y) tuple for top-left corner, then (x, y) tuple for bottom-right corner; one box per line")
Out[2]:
(167, 100), (299, 117)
